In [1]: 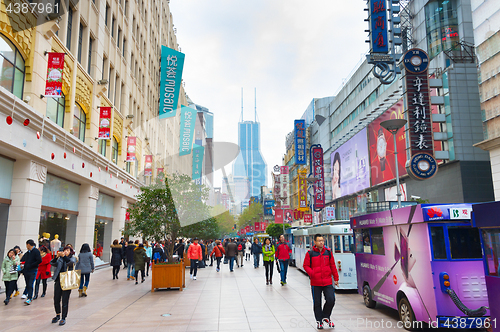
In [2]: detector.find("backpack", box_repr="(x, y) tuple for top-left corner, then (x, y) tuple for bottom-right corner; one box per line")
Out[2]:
(308, 248), (332, 268)
(238, 244), (243, 251)
(153, 251), (161, 261)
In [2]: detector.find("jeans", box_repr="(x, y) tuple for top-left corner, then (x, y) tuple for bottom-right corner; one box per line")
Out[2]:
(54, 279), (71, 319)
(264, 260), (274, 281)
(253, 254), (260, 268)
(216, 257), (222, 270)
(4, 280), (15, 300)
(190, 259), (198, 276)
(311, 285), (336, 322)
(79, 273), (90, 290)
(229, 256), (235, 271)
(279, 260), (289, 283)
(23, 270), (37, 300)
(34, 277), (47, 297)
(127, 263), (135, 278)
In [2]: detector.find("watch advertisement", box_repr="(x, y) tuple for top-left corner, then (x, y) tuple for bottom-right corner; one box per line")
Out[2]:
(330, 128), (370, 200)
(368, 99), (408, 186)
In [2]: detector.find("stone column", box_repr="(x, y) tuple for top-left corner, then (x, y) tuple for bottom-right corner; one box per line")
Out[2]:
(111, 197), (128, 260)
(73, 184), (99, 253)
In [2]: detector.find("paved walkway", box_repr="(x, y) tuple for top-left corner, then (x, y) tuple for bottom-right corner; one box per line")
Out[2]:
(0, 260), (407, 332)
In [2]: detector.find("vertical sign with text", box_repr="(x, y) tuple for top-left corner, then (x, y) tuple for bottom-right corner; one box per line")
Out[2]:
(159, 46), (185, 119)
(311, 145), (325, 210)
(369, 0), (388, 54)
(295, 119), (306, 165)
(273, 173), (281, 208)
(179, 106), (196, 156)
(192, 144), (205, 181)
(44, 53), (65, 97)
(144, 155), (153, 177)
(98, 107), (112, 139)
(298, 168), (308, 211)
(126, 137), (136, 162)
(280, 166), (290, 209)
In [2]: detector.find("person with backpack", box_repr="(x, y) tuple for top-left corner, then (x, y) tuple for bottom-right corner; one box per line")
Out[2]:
(209, 240), (225, 272)
(275, 234), (292, 286)
(152, 244), (165, 264)
(251, 238), (262, 268)
(237, 239), (244, 268)
(262, 238), (275, 285)
(303, 234), (339, 330)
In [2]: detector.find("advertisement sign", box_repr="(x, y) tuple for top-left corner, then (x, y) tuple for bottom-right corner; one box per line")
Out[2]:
(179, 106), (196, 156)
(274, 208), (283, 224)
(369, 0), (388, 54)
(294, 119), (307, 165)
(325, 207), (336, 220)
(384, 183), (407, 201)
(368, 100), (408, 186)
(284, 209), (293, 223)
(261, 222), (267, 232)
(264, 200), (275, 216)
(280, 166), (290, 208)
(159, 46), (185, 119)
(273, 174), (281, 208)
(255, 222), (261, 232)
(245, 226), (250, 233)
(330, 128), (370, 200)
(98, 107), (112, 139)
(126, 137), (136, 162)
(44, 53), (65, 97)
(144, 155), (153, 177)
(157, 168), (164, 176)
(311, 145), (325, 210)
(304, 214), (313, 224)
(298, 168), (308, 211)
(192, 144), (204, 180)
(294, 209), (305, 220)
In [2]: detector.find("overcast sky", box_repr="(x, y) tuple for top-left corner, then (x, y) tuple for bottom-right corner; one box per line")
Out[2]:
(169, 0), (368, 188)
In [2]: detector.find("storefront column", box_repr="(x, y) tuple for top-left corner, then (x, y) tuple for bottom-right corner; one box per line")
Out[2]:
(110, 197), (127, 260)
(74, 185), (99, 252)
(4, 160), (47, 255)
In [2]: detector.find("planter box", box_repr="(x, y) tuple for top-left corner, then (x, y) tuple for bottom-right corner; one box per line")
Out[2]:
(151, 259), (185, 292)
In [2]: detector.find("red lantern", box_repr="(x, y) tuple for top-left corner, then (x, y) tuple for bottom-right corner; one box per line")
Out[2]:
(82, 162), (85, 168)
(63, 152), (67, 159)
(23, 119), (30, 126)
(73, 147), (76, 153)
(6, 116), (12, 125)
(36, 132), (40, 139)
(98, 167), (101, 172)
(90, 172), (93, 177)
(51, 153), (55, 160)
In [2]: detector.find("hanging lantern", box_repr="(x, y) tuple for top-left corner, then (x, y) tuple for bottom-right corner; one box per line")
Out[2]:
(23, 119), (30, 126)
(82, 162), (85, 168)
(6, 116), (12, 125)
(63, 152), (67, 159)
(36, 132), (40, 139)
(51, 153), (55, 160)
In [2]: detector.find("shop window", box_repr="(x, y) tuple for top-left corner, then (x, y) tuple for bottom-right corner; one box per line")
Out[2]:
(425, 0), (459, 59)
(112, 137), (118, 164)
(430, 226), (447, 259)
(46, 93), (65, 128)
(0, 34), (25, 99)
(39, 211), (78, 249)
(73, 103), (86, 142)
(98, 139), (106, 157)
(448, 226), (482, 259)
(482, 229), (500, 276)
(77, 23), (83, 63)
(371, 227), (385, 255)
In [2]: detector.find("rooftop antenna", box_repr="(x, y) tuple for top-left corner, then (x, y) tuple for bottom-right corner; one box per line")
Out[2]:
(241, 87), (243, 122)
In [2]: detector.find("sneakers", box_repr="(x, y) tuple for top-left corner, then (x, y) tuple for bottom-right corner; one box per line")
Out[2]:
(141, 278), (145, 283)
(52, 316), (60, 323)
(59, 319), (66, 326)
(131, 276), (135, 280)
(21, 294), (27, 299)
(24, 299), (31, 305)
(280, 281), (286, 286)
(4, 299), (9, 305)
(13, 291), (19, 297)
(190, 274), (193, 279)
(322, 319), (334, 328)
(127, 277), (130, 280)
(193, 276), (197, 280)
(316, 321), (324, 330)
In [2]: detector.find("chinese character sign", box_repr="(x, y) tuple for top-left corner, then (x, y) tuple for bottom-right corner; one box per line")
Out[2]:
(274, 208), (284, 224)
(311, 145), (325, 210)
(325, 207), (336, 221)
(192, 144), (204, 180)
(179, 106), (196, 156)
(273, 174), (281, 208)
(126, 136), (136, 162)
(44, 53), (65, 97)
(369, 0), (388, 53)
(298, 168), (308, 211)
(159, 46), (185, 119)
(280, 167), (290, 208)
(406, 73), (433, 156)
(294, 119), (307, 165)
(304, 214), (313, 224)
(144, 155), (153, 177)
(98, 107), (112, 140)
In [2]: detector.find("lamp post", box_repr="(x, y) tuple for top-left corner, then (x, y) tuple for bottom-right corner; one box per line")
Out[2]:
(380, 119), (407, 209)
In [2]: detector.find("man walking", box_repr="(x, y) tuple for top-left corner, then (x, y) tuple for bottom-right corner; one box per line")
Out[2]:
(21, 239), (42, 305)
(173, 239), (185, 260)
(303, 234), (339, 330)
(119, 237), (127, 268)
(275, 234), (292, 286)
(207, 240), (215, 266)
(237, 239), (244, 267)
(126, 240), (136, 280)
(251, 238), (262, 268)
(209, 240), (225, 272)
(187, 238), (202, 280)
(226, 239), (237, 272)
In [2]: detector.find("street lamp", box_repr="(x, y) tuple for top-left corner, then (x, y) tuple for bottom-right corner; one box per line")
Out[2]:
(380, 119), (407, 209)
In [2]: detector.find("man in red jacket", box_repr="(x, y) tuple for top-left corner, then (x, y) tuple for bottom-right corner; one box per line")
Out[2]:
(187, 238), (202, 280)
(303, 234), (339, 330)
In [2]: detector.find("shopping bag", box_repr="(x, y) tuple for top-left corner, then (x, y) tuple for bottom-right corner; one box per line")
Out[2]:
(60, 269), (81, 291)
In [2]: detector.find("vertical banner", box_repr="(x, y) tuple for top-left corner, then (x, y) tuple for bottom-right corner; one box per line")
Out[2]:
(297, 168), (308, 211)
(126, 137), (136, 162)
(284, 209), (293, 223)
(179, 106), (196, 156)
(311, 145), (325, 210)
(304, 214), (313, 224)
(192, 144), (205, 181)
(159, 46), (185, 119)
(325, 207), (336, 220)
(98, 107), (112, 139)
(280, 166), (290, 208)
(294, 119), (306, 165)
(245, 226), (250, 233)
(44, 53), (65, 97)
(157, 168), (164, 176)
(261, 222), (267, 232)
(255, 222), (260, 232)
(294, 209), (305, 220)
(273, 173), (281, 208)
(274, 208), (284, 224)
(369, 0), (388, 53)
(144, 155), (153, 177)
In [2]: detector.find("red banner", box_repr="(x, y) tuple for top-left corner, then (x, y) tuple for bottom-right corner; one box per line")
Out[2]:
(274, 208), (283, 224)
(261, 222), (267, 232)
(298, 169), (308, 211)
(126, 137), (136, 162)
(157, 168), (164, 176)
(98, 107), (112, 139)
(144, 155), (153, 177)
(245, 226), (250, 233)
(294, 210), (305, 220)
(311, 145), (325, 210)
(255, 222), (260, 232)
(44, 53), (65, 97)
(304, 214), (313, 224)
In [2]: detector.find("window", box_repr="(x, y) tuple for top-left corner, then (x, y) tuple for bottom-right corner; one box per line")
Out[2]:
(122, 38), (126, 57)
(66, 9), (73, 50)
(117, 28), (121, 48)
(98, 139), (106, 156)
(111, 17), (116, 38)
(73, 104), (86, 142)
(87, 37), (93, 75)
(333, 235), (341, 253)
(0, 34), (25, 99)
(343, 235), (353, 253)
(354, 229), (365, 253)
(430, 226), (447, 259)
(482, 229), (500, 276)
(105, 3), (110, 26)
(448, 227), (482, 259)
(46, 93), (65, 128)
(126, 160), (131, 174)
(371, 228), (385, 255)
(111, 137), (118, 164)
(425, 0), (459, 59)
(77, 24), (83, 63)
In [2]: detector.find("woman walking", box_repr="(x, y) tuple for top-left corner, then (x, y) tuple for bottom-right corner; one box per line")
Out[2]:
(134, 243), (147, 284)
(110, 240), (122, 279)
(144, 241), (152, 277)
(34, 245), (52, 299)
(262, 238), (275, 285)
(76, 243), (94, 297)
(245, 239), (252, 261)
(2, 249), (19, 305)
(51, 246), (77, 326)
(209, 240), (225, 272)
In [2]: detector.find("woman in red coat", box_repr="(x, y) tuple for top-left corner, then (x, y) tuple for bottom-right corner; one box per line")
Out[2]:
(34, 246), (52, 299)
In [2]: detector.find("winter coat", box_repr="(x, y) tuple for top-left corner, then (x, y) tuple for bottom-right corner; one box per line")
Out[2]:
(76, 252), (94, 274)
(187, 243), (202, 260)
(126, 244), (136, 264)
(134, 247), (147, 271)
(1, 255), (20, 282)
(244, 242), (252, 254)
(275, 242), (292, 260)
(110, 244), (122, 267)
(226, 242), (238, 257)
(251, 242), (262, 255)
(210, 244), (225, 258)
(303, 246), (339, 287)
(51, 255), (77, 281)
(36, 253), (52, 279)
(22, 247), (42, 272)
(262, 244), (275, 262)
(145, 246), (153, 259)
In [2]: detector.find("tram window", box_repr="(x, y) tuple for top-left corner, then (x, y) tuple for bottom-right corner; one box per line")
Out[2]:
(482, 229), (500, 276)
(430, 226), (447, 260)
(355, 229), (364, 253)
(371, 228), (385, 255)
(305, 236), (310, 248)
(362, 229), (371, 253)
(448, 227), (482, 259)
(343, 235), (353, 253)
(334, 236), (341, 253)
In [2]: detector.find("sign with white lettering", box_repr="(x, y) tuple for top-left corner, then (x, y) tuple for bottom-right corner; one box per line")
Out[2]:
(159, 46), (185, 119)
(179, 106), (196, 156)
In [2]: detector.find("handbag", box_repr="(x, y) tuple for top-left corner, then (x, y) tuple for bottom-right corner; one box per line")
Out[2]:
(60, 262), (81, 291)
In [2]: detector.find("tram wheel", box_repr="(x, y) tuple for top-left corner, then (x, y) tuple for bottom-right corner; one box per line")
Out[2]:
(398, 297), (418, 331)
(363, 284), (376, 308)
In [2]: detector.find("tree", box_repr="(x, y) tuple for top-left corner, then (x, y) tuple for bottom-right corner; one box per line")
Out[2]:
(266, 223), (291, 240)
(237, 203), (263, 228)
(181, 217), (220, 240)
(213, 206), (236, 236)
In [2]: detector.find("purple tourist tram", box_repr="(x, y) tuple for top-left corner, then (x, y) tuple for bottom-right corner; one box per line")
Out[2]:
(351, 204), (490, 330)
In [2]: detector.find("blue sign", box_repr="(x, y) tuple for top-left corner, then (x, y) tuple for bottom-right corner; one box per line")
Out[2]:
(422, 204), (472, 222)
(407, 153), (438, 181)
(179, 106), (196, 156)
(294, 119), (306, 165)
(402, 48), (429, 74)
(192, 144), (204, 181)
(264, 200), (275, 216)
(369, 0), (389, 53)
(159, 46), (185, 119)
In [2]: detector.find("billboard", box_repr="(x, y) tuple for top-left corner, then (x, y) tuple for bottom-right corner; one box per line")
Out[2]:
(368, 99), (408, 186)
(159, 46), (185, 119)
(264, 200), (274, 216)
(294, 119), (306, 165)
(325, 207), (336, 221)
(330, 128), (370, 200)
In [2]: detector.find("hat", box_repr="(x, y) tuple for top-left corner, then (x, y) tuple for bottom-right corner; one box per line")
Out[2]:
(194, 237), (198, 240)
